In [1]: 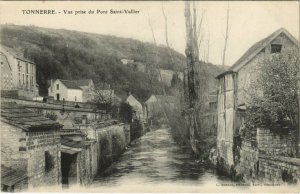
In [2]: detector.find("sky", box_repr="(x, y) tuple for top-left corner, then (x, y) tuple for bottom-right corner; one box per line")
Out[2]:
(0, 1), (299, 66)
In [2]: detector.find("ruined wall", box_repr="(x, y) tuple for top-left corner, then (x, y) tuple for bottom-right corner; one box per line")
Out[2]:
(27, 130), (61, 188)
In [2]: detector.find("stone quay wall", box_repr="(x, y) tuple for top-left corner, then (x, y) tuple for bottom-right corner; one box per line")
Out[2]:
(236, 128), (299, 184)
(258, 154), (300, 184)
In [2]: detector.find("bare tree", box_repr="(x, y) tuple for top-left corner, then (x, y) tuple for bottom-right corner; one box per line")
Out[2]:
(221, 2), (230, 68)
(93, 83), (114, 105)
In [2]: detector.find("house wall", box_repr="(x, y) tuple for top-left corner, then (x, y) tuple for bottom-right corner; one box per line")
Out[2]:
(126, 95), (143, 120)
(48, 79), (69, 101)
(1, 53), (13, 90)
(0, 49), (38, 99)
(80, 81), (95, 102)
(217, 32), (299, 170)
(1, 122), (28, 171)
(26, 130), (61, 188)
(0, 122), (61, 189)
(159, 69), (174, 86)
(237, 33), (298, 106)
(217, 73), (236, 166)
(67, 89), (83, 102)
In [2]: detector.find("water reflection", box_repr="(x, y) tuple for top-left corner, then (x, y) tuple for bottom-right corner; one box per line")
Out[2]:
(92, 128), (232, 188)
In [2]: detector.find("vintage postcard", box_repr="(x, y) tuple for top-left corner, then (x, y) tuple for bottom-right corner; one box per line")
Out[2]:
(0, 0), (299, 193)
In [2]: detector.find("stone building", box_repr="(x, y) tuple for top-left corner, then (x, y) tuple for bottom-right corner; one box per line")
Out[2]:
(0, 46), (39, 99)
(48, 79), (95, 102)
(0, 102), (62, 191)
(125, 94), (144, 120)
(216, 28), (300, 181)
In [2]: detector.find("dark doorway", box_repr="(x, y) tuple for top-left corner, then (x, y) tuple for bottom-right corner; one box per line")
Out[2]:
(56, 93), (60, 101)
(61, 152), (77, 186)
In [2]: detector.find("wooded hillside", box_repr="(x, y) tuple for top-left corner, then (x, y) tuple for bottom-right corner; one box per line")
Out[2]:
(0, 24), (225, 101)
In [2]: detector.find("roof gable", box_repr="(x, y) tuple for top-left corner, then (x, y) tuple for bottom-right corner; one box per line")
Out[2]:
(0, 45), (35, 64)
(56, 79), (93, 90)
(145, 95), (157, 104)
(57, 79), (82, 90)
(217, 28), (299, 78)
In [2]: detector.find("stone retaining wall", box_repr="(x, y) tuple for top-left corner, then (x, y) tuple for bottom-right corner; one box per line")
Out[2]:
(257, 128), (296, 157)
(258, 154), (300, 184)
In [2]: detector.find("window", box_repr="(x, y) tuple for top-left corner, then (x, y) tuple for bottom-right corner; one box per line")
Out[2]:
(56, 84), (59, 90)
(22, 74), (24, 85)
(75, 96), (77, 101)
(18, 73), (21, 86)
(26, 63), (29, 73)
(26, 75), (28, 86)
(271, 44), (282, 53)
(45, 151), (54, 172)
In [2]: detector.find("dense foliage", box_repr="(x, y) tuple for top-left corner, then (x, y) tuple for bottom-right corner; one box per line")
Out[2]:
(0, 24), (186, 100)
(247, 51), (299, 131)
(0, 24), (224, 102)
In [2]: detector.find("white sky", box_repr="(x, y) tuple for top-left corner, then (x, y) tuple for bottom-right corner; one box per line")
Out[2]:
(0, 1), (299, 66)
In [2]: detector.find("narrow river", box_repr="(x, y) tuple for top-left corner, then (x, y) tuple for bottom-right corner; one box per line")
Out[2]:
(92, 128), (234, 192)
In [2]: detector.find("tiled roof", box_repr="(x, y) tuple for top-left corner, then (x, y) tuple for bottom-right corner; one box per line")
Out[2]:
(1, 165), (27, 186)
(59, 79), (82, 89)
(1, 102), (62, 131)
(58, 79), (92, 89)
(217, 28), (299, 78)
(0, 45), (35, 64)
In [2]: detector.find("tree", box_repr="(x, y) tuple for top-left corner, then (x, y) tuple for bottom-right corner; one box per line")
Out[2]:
(221, 2), (230, 68)
(93, 83), (114, 111)
(248, 51), (299, 155)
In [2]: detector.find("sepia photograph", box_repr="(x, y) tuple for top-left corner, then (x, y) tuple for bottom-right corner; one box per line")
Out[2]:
(0, 0), (299, 193)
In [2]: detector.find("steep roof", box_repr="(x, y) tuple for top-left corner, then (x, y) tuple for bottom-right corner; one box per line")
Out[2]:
(58, 79), (82, 89)
(1, 165), (27, 186)
(0, 45), (35, 64)
(1, 102), (62, 131)
(57, 79), (92, 90)
(217, 28), (299, 78)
